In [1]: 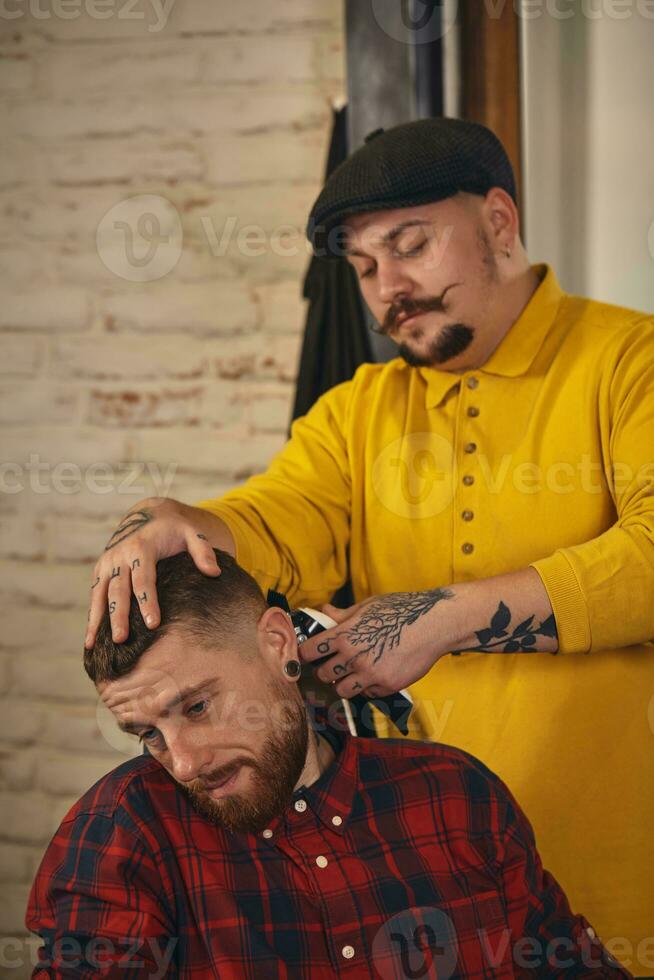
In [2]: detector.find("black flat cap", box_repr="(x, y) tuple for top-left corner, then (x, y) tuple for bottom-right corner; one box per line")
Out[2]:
(307, 117), (516, 257)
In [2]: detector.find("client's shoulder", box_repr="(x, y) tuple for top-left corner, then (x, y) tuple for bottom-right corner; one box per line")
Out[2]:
(61, 753), (173, 827)
(356, 735), (503, 796)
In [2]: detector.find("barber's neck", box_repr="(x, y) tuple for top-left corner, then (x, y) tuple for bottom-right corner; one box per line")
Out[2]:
(446, 256), (541, 375)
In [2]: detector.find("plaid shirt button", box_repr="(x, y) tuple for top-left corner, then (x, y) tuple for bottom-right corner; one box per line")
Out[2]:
(315, 855), (328, 868)
(331, 815), (342, 826)
(262, 829), (273, 839)
(341, 946), (355, 959)
(294, 800), (307, 813)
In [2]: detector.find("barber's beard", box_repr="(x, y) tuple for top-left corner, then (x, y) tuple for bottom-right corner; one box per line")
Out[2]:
(397, 322), (474, 367)
(385, 227), (499, 369)
(181, 695), (308, 834)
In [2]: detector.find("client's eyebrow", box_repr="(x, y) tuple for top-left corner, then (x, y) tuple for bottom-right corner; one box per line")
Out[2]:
(118, 678), (217, 733)
(345, 218), (432, 258)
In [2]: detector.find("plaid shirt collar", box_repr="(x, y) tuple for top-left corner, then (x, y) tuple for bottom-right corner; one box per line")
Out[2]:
(263, 710), (358, 838)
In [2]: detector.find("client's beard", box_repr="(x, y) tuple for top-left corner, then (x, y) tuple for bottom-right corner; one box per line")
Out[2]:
(180, 695), (309, 834)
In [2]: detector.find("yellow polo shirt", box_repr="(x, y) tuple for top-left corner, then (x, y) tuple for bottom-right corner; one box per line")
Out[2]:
(197, 266), (654, 970)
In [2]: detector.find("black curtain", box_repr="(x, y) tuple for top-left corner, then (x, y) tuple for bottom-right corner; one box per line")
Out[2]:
(292, 105), (371, 609)
(291, 105), (373, 423)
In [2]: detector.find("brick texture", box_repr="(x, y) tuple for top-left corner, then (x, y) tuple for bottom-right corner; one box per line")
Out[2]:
(0, 3), (345, 969)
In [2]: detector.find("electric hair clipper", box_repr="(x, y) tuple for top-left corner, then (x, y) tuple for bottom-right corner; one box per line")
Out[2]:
(267, 590), (413, 737)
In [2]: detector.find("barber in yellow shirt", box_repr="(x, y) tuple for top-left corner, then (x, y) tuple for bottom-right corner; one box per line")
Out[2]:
(86, 119), (654, 972)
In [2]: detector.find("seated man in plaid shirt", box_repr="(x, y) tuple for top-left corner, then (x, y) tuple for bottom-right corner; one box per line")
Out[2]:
(27, 551), (628, 979)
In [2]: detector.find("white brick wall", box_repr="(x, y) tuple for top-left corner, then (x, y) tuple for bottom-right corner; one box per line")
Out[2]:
(0, 2), (345, 972)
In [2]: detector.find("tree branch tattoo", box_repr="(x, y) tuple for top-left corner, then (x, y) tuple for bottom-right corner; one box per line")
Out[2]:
(458, 601), (558, 653)
(104, 510), (152, 551)
(318, 589), (453, 667)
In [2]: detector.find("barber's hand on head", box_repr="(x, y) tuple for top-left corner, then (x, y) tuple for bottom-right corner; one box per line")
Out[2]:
(298, 591), (451, 700)
(85, 497), (228, 649)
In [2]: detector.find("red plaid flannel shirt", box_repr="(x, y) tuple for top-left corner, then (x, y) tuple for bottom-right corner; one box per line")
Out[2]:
(26, 718), (629, 978)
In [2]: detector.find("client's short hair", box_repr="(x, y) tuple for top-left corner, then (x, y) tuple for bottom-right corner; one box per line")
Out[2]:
(85, 549), (267, 684)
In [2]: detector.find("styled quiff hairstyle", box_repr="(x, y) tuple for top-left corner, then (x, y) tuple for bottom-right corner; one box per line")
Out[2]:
(84, 549), (267, 684)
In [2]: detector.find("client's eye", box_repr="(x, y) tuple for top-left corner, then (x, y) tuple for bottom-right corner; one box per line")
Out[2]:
(187, 699), (209, 717)
(139, 729), (159, 744)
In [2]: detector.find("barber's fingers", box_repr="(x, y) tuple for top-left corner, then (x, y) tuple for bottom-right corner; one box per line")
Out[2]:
(85, 564), (109, 649)
(184, 530), (222, 577)
(334, 673), (387, 701)
(320, 602), (355, 624)
(129, 550), (160, 633)
(105, 556), (135, 644)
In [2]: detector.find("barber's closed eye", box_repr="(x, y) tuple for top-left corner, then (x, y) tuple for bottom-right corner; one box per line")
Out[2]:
(396, 239), (426, 258)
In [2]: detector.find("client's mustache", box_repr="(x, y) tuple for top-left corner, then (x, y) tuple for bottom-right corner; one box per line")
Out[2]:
(189, 758), (252, 793)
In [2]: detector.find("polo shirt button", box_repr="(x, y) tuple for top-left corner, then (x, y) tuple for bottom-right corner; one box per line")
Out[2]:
(262, 829), (273, 839)
(466, 377), (479, 389)
(331, 815), (343, 826)
(341, 946), (355, 960)
(316, 855), (328, 868)
(462, 542), (474, 555)
(462, 475), (475, 486)
(464, 442), (477, 453)
(462, 510), (474, 521)
(467, 405), (480, 417)
(294, 799), (307, 813)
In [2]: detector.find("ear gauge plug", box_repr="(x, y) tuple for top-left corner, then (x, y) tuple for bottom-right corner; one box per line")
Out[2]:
(283, 660), (302, 678)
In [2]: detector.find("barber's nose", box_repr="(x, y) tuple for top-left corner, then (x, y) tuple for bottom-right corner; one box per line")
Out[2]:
(167, 733), (211, 784)
(377, 263), (413, 306)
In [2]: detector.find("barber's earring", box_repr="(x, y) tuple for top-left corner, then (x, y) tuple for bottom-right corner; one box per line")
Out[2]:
(284, 660), (302, 678)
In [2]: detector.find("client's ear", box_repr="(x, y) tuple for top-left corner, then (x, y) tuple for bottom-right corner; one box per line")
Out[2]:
(255, 606), (300, 680)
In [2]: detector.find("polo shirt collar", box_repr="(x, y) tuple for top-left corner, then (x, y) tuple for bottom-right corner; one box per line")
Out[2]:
(418, 264), (565, 409)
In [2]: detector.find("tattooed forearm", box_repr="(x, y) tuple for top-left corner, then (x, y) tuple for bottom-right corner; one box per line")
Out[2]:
(104, 509), (153, 551)
(456, 601), (558, 653)
(320, 589), (454, 667)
